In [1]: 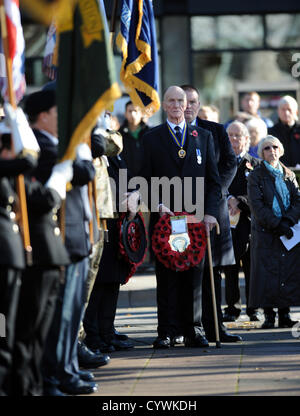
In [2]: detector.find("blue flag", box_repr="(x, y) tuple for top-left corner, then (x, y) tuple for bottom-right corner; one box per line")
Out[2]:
(117, 0), (160, 116)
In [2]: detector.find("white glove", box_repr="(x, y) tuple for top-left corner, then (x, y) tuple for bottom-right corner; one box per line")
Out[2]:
(4, 103), (40, 154)
(97, 111), (112, 130)
(76, 142), (92, 161)
(45, 160), (73, 200)
(158, 203), (174, 217)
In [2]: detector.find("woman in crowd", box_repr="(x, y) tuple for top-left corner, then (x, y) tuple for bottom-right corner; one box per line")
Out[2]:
(247, 135), (300, 329)
(245, 117), (268, 159)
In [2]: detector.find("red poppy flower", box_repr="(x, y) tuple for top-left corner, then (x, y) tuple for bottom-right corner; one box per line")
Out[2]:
(191, 130), (198, 137)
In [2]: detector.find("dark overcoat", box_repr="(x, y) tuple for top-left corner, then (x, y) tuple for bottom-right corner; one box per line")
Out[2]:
(228, 153), (260, 260)
(247, 162), (300, 308)
(197, 117), (237, 266)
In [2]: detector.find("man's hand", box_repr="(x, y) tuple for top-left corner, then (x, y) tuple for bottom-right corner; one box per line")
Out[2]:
(121, 191), (140, 221)
(228, 196), (241, 216)
(204, 214), (217, 235)
(158, 203), (174, 217)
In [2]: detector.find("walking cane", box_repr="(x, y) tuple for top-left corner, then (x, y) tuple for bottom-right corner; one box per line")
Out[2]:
(206, 222), (221, 348)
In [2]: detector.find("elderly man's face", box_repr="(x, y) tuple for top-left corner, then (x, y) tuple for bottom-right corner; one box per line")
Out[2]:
(278, 102), (298, 126)
(228, 124), (249, 155)
(163, 87), (187, 123)
(184, 89), (200, 123)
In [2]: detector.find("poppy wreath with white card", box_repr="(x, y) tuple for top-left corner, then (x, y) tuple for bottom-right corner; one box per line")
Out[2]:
(151, 212), (207, 272)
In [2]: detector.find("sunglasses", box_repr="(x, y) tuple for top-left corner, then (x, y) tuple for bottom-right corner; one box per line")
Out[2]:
(263, 145), (279, 151)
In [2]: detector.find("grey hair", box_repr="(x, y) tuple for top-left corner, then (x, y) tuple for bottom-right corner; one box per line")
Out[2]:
(278, 95), (298, 120)
(257, 135), (284, 159)
(226, 120), (250, 137)
(245, 117), (268, 139)
(227, 120), (251, 152)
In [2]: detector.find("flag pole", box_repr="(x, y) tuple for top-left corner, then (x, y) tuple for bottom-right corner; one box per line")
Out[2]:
(109, 0), (119, 47)
(0, 0), (32, 265)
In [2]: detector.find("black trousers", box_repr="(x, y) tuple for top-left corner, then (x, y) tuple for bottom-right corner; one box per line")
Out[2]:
(84, 281), (120, 345)
(155, 257), (205, 339)
(0, 267), (22, 396)
(12, 266), (60, 396)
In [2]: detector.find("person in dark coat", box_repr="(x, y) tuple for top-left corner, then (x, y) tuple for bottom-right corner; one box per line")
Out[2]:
(268, 95), (300, 168)
(248, 135), (300, 329)
(223, 121), (260, 322)
(83, 154), (138, 353)
(0, 131), (37, 396)
(182, 85), (241, 343)
(119, 100), (150, 177)
(140, 85), (221, 349)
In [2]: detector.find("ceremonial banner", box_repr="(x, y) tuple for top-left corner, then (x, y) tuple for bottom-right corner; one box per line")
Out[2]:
(56, 0), (121, 161)
(117, 0), (160, 116)
(42, 22), (57, 80)
(21, 0), (59, 25)
(0, 0), (26, 103)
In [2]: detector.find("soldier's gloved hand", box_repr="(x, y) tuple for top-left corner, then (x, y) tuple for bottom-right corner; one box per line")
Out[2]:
(45, 160), (73, 200)
(76, 142), (92, 161)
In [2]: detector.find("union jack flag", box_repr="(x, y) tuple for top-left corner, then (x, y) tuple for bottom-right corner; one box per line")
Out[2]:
(0, 0), (26, 104)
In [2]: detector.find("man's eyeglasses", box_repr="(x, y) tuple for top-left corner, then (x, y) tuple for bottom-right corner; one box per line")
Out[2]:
(263, 145), (279, 151)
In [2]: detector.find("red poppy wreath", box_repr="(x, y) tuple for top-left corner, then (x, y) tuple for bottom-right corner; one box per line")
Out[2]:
(118, 212), (148, 282)
(151, 212), (207, 272)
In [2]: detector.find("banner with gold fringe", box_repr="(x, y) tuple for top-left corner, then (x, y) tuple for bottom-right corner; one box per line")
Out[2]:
(117, 0), (160, 117)
(56, 0), (121, 161)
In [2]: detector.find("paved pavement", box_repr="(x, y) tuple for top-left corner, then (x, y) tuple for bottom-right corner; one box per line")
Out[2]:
(88, 271), (300, 401)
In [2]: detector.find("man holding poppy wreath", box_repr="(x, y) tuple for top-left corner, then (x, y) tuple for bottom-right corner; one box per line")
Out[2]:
(140, 85), (221, 349)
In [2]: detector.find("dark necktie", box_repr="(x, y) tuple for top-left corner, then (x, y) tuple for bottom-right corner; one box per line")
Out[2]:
(237, 155), (242, 165)
(174, 126), (182, 142)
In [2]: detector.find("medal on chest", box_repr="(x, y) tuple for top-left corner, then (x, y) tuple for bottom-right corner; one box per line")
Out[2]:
(168, 123), (187, 158)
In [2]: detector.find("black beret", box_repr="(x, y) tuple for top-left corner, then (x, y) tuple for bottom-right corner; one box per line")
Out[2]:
(24, 89), (56, 117)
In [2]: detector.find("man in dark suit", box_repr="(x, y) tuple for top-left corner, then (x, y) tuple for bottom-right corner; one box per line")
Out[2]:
(140, 85), (221, 349)
(181, 85), (242, 343)
(268, 95), (300, 168)
(223, 121), (260, 321)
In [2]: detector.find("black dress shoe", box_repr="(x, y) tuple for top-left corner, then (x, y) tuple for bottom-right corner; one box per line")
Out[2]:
(114, 328), (129, 341)
(184, 334), (209, 348)
(261, 315), (275, 329)
(207, 330), (242, 343)
(153, 336), (170, 349)
(78, 370), (94, 382)
(278, 313), (298, 328)
(60, 380), (98, 395)
(109, 338), (134, 351)
(170, 335), (184, 346)
(43, 386), (66, 396)
(78, 342), (110, 368)
(222, 312), (238, 322)
(248, 312), (261, 322)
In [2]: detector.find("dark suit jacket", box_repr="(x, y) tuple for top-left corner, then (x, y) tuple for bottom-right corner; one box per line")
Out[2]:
(141, 122), (221, 224)
(32, 129), (57, 184)
(0, 155), (37, 269)
(196, 117), (237, 266)
(228, 153), (260, 260)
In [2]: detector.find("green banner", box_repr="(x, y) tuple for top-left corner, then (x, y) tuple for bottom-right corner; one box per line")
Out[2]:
(56, 0), (121, 161)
